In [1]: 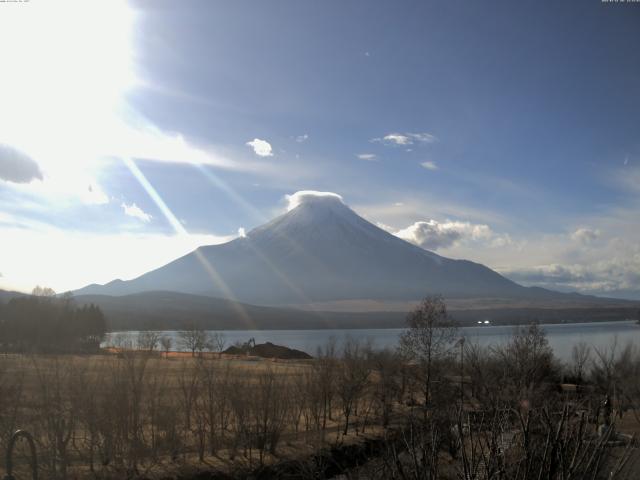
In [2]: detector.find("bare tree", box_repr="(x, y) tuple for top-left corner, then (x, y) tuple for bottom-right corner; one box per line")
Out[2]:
(288, 371), (308, 433)
(195, 358), (230, 456)
(337, 338), (371, 435)
(112, 332), (135, 350)
(143, 362), (169, 463)
(32, 285), (56, 297)
(229, 376), (251, 461)
(208, 332), (226, 355)
(32, 357), (78, 479)
(571, 341), (591, 384)
(313, 338), (338, 438)
(460, 403), (637, 480)
(177, 359), (200, 436)
(120, 350), (150, 473)
(303, 365), (325, 434)
(591, 340), (639, 422)
(249, 367), (290, 463)
(399, 295), (457, 411)
(160, 335), (172, 358)
(591, 339), (623, 395)
(370, 348), (402, 428)
(493, 323), (556, 407)
(75, 364), (102, 474)
(137, 331), (161, 354)
(178, 323), (208, 357)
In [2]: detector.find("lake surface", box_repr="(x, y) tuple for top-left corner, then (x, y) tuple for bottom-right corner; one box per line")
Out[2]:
(105, 320), (640, 362)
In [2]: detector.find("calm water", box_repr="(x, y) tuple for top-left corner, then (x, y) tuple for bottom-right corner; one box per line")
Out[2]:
(105, 320), (640, 362)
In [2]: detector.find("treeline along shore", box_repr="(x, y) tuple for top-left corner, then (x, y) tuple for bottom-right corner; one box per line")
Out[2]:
(0, 295), (639, 478)
(0, 287), (106, 353)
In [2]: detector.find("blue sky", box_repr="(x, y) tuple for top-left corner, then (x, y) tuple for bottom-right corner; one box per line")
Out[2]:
(0, 0), (639, 298)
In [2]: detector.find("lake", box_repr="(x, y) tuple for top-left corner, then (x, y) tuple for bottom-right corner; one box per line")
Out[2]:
(104, 320), (640, 362)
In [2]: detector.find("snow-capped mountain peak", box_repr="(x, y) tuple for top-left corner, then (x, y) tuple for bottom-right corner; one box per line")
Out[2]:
(74, 192), (538, 304)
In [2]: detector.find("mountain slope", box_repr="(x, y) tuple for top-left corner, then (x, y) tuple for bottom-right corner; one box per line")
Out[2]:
(73, 290), (640, 331)
(0, 289), (28, 304)
(73, 290), (407, 330)
(74, 195), (576, 305)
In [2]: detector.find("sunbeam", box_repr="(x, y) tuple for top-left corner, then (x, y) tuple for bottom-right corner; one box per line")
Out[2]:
(122, 157), (255, 328)
(192, 163), (333, 321)
(193, 164), (267, 224)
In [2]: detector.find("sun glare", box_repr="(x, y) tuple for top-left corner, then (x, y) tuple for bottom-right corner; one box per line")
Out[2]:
(0, 0), (136, 179)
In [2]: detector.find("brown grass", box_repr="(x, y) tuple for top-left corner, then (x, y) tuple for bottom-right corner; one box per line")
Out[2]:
(0, 350), (381, 479)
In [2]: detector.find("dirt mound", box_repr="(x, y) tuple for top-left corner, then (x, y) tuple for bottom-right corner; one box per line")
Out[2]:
(223, 341), (312, 360)
(221, 345), (245, 355)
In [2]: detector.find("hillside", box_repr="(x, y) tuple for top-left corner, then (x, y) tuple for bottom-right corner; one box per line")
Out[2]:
(73, 290), (640, 331)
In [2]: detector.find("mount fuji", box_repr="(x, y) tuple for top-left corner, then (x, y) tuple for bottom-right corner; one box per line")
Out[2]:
(75, 192), (574, 306)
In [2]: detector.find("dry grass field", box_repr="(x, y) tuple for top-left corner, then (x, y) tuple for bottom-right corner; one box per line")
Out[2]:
(0, 349), (389, 479)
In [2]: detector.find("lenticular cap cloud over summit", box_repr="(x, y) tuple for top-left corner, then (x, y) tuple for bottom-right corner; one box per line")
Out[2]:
(285, 190), (344, 211)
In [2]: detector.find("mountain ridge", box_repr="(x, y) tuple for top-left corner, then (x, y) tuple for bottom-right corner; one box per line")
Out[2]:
(74, 290), (640, 331)
(2, 288), (637, 330)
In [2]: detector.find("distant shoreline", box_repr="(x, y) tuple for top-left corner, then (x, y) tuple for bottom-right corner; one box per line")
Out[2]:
(106, 318), (637, 334)
(104, 320), (640, 362)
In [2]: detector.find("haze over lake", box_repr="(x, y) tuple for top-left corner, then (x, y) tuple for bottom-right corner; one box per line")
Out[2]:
(105, 320), (640, 362)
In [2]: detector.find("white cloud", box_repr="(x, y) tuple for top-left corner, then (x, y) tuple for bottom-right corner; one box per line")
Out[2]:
(0, 144), (43, 184)
(382, 134), (411, 145)
(238, 227), (246, 238)
(122, 202), (152, 223)
(502, 255), (640, 297)
(372, 132), (438, 146)
(295, 134), (309, 143)
(246, 138), (273, 157)
(375, 221), (394, 232)
(395, 219), (503, 250)
(571, 227), (600, 244)
(285, 190), (344, 211)
(467, 225), (640, 298)
(421, 161), (438, 171)
(357, 153), (377, 161)
(410, 133), (438, 143)
(504, 264), (589, 287)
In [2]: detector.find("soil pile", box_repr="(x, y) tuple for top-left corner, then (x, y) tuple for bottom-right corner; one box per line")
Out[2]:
(223, 341), (312, 360)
